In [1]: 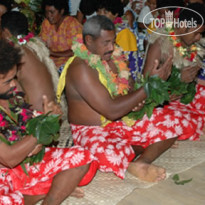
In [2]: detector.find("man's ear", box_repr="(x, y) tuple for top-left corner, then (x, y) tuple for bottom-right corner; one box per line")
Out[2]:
(1, 28), (12, 39)
(85, 35), (93, 46)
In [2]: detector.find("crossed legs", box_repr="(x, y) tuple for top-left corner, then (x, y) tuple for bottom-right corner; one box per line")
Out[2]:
(24, 164), (90, 205)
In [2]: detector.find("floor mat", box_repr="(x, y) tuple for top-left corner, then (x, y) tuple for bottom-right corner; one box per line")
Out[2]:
(64, 137), (205, 205)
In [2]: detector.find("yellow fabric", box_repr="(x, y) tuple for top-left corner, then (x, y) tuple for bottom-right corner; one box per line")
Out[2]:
(147, 20), (156, 34)
(96, 68), (113, 97)
(56, 56), (76, 103)
(116, 28), (137, 52)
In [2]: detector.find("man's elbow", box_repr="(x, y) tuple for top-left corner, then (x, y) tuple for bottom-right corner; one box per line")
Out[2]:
(102, 109), (122, 121)
(0, 156), (18, 168)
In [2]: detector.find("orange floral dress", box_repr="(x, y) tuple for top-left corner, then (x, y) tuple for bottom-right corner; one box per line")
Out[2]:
(40, 16), (82, 68)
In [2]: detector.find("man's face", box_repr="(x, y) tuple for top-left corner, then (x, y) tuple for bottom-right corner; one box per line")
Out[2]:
(147, 0), (157, 11)
(180, 25), (205, 47)
(97, 8), (117, 22)
(0, 66), (17, 100)
(88, 29), (116, 61)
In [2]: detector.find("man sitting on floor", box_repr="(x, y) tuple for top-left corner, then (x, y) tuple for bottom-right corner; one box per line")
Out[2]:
(1, 11), (67, 115)
(0, 39), (97, 205)
(143, 3), (205, 140)
(56, 15), (204, 183)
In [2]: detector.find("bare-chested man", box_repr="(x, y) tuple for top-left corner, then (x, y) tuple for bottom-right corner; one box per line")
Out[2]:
(57, 14), (205, 182)
(143, 3), (205, 141)
(0, 39), (97, 205)
(56, 14), (196, 183)
(1, 11), (60, 113)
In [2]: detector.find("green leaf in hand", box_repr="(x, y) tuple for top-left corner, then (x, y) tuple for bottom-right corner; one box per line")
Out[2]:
(26, 113), (60, 145)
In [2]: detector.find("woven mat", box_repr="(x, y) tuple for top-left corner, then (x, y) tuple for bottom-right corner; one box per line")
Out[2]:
(42, 122), (205, 205)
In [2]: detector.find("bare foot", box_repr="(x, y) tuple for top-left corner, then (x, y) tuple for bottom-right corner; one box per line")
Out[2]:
(70, 187), (84, 198)
(171, 141), (179, 148)
(127, 161), (166, 182)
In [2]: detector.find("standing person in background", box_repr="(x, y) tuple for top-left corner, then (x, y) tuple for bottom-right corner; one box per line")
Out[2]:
(40, 0), (82, 73)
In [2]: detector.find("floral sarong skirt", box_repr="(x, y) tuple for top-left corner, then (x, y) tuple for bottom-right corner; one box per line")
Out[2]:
(0, 146), (97, 205)
(71, 84), (205, 179)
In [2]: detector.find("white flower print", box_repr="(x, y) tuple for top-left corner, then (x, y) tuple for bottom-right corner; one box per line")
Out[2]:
(90, 142), (99, 153)
(106, 152), (122, 166)
(107, 144), (114, 150)
(41, 176), (49, 182)
(51, 149), (63, 159)
(182, 119), (189, 127)
(12, 192), (23, 204)
(97, 147), (104, 153)
(124, 147), (131, 156)
(164, 130), (175, 139)
(174, 110), (183, 117)
(70, 152), (85, 165)
(175, 125), (183, 135)
(1, 196), (12, 205)
(149, 128), (161, 138)
(29, 178), (38, 187)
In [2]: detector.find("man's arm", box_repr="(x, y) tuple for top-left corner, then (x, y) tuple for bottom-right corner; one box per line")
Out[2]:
(0, 135), (37, 168)
(68, 56), (172, 121)
(181, 64), (201, 83)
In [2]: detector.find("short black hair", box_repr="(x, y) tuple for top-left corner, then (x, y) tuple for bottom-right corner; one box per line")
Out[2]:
(0, 39), (22, 74)
(0, 0), (12, 11)
(179, 3), (205, 25)
(42, 0), (69, 15)
(97, 0), (124, 17)
(157, 0), (185, 9)
(1, 11), (28, 36)
(79, 0), (98, 16)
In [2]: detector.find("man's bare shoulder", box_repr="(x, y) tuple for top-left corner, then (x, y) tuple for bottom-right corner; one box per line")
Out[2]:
(67, 57), (97, 82)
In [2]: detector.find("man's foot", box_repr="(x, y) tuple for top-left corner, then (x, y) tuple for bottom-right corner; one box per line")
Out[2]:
(70, 187), (84, 198)
(127, 161), (166, 182)
(171, 141), (179, 148)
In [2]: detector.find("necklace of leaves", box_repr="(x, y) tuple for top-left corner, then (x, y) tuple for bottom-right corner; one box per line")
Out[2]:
(72, 34), (130, 97)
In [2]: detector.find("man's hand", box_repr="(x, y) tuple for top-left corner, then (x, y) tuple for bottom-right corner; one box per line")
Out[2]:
(132, 100), (146, 112)
(181, 65), (200, 83)
(42, 95), (63, 116)
(169, 94), (182, 101)
(27, 144), (42, 157)
(149, 56), (173, 81)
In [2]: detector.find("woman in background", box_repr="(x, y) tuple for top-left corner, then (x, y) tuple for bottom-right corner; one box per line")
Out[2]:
(40, 0), (82, 72)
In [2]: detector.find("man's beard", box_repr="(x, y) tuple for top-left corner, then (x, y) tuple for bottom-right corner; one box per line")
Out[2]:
(0, 87), (15, 99)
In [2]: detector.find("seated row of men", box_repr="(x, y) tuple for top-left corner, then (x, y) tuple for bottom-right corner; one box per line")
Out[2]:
(0, 3), (205, 204)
